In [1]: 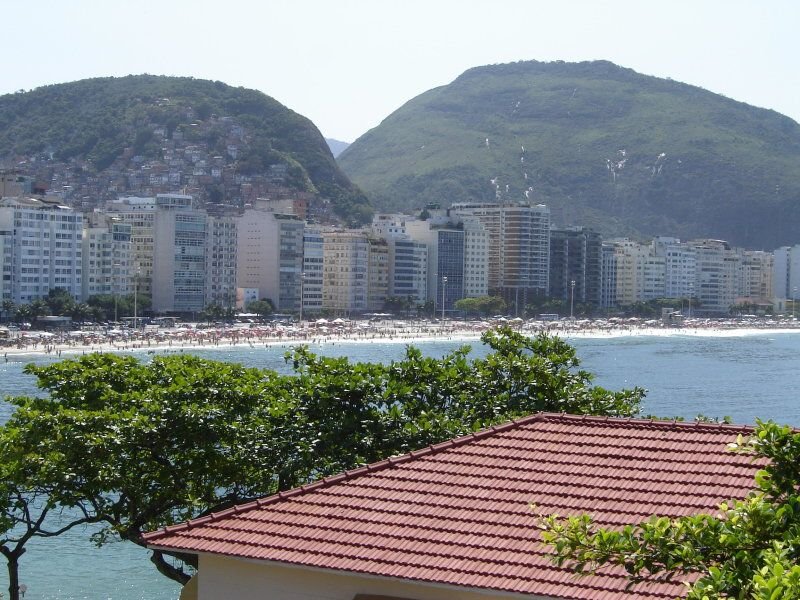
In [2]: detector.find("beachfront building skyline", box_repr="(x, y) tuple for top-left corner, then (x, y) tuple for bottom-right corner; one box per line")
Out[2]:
(2, 185), (799, 317)
(0, 196), (83, 305)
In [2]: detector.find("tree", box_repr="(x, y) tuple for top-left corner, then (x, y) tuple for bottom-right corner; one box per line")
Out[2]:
(0, 428), (100, 600)
(199, 303), (224, 323)
(13, 304), (31, 325)
(383, 296), (412, 315)
(6, 328), (644, 586)
(28, 299), (48, 324)
(45, 288), (76, 316)
(5, 353), (289, 584)
(246, 298), (274, 319)
(455, 296), (507, 317)
(539, 420), (800, 599)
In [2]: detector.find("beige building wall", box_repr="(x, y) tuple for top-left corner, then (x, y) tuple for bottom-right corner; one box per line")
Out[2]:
(197, 555), (546, 600)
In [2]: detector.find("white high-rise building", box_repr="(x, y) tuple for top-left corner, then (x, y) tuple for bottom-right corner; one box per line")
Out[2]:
(653, 237), (696, 300)
(81, 212), (132, 303)
(205, 207), (238, 310)
(151, 194), (208, 313)
(0, 197), (83, 304)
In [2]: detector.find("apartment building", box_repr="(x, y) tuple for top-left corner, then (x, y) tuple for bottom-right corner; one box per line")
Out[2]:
(106, 196), (157, 298)
(236, 206), (304, 311)
(0, 196), (83, 304)
(449, 203), (549, 311)
(686, 239), (741, 314)
(773, 245), (800, 301)
(387, 237), (428, 305)
(367, 237), (389, 311)
(738, 250), (773, 303)
(205, 205), (239, 309)
(150, 194), (208, 313)
(302, 227), (324, 315)
(549, 227), (602, 306)
(81, 212), (132, 302)
(322, 230), (370, 313)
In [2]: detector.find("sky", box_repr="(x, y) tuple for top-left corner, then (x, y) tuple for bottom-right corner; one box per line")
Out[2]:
(3, 0), (799, 142)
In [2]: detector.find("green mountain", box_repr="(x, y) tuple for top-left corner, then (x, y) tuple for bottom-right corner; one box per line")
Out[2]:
(0, 75), (370, 223)
(339, 60), (800, 248)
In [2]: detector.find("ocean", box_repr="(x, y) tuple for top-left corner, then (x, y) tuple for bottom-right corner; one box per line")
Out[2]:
(1, 331), (799, 599)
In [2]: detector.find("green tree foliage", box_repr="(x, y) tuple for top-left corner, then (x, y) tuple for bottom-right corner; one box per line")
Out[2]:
(539, 421), (800, 599)
(4, 328), (643, 585)
(454, 295), (507, 316)
(246, 299), (275, 319)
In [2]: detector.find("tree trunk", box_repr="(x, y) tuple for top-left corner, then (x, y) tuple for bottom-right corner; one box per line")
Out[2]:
(3, 547), (24, 600)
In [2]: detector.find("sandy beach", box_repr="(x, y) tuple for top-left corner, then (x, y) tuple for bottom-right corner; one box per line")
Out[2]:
(2, 316), (799, 361)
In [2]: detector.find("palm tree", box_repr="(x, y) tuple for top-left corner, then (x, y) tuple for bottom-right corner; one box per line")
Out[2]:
(70, 303), (91, 324)
(29, 299), (48, 325)
(14, 304), (32, 325)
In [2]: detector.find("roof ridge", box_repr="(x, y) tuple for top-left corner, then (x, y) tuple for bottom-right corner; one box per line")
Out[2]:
(536, 412), (756, 432)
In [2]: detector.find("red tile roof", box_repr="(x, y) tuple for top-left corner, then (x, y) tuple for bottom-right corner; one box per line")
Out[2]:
(144, 413), (761, 599)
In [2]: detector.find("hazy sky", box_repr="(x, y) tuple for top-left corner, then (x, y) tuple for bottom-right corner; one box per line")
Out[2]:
(4, 0), (798, 142)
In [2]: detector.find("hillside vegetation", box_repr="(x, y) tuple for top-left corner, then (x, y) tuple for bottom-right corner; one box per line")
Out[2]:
(339, 60), (800, 248)
(0, 75), (370, 223)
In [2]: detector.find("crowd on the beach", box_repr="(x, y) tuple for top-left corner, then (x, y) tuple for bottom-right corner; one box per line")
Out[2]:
(1, 314), (799, 360)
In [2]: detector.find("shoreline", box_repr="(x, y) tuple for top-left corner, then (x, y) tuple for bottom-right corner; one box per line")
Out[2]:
(3, 320), (799, 361)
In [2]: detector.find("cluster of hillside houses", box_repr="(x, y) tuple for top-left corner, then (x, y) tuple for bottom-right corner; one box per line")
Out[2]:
(1, 175), (798, 317)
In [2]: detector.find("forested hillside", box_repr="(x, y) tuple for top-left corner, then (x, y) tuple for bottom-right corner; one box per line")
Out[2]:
(340, 60), (800, 248)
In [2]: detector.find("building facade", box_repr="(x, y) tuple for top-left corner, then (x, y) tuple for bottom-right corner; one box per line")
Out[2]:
(0, 197), (83, 304)
(81, 212), (132, 304)
(236, 207), (304, 311)
(549, 227), (602, 307)
(450, 203), (550, 311)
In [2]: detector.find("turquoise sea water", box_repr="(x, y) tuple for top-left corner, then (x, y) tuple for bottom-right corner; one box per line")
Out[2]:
(1, 332), (799, 599)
